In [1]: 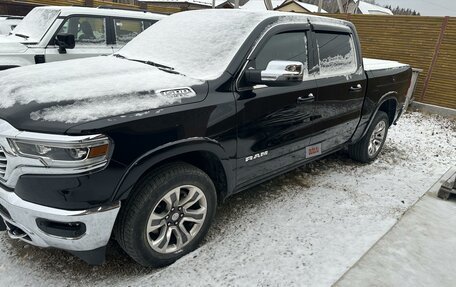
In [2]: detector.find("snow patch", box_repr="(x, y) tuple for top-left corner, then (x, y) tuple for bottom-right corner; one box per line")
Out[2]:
(319, 50), (357, 77)
(30, 91), (192, 123)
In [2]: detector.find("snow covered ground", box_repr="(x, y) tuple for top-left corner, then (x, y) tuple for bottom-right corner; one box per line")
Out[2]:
(0, 111), (454, 286)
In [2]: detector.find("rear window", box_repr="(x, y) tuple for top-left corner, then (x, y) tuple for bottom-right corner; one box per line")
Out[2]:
(315, 32), (357, 77)
(114, 18), (153, 45)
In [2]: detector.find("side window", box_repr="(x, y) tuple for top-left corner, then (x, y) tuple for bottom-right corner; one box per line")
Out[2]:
(57, 16), (106, 46)
(254, 32), (308, 75)
(144, 20), (155, 30)
(315, 32), (357, 77)
(114, 18), (144, 45)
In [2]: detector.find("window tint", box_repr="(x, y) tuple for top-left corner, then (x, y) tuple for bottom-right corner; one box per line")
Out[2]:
(58, 17), (106, 46)
(255, 32), (307, 74)
(315, 32), (357, 76)
(114, 18), (144, 45)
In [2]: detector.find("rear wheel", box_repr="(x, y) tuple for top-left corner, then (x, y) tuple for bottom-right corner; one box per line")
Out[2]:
(349, 111), (389, 163)
(115, 162), (217, 267)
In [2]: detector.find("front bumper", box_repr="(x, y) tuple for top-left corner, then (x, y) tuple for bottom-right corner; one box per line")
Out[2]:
(0, 185), (120, 252)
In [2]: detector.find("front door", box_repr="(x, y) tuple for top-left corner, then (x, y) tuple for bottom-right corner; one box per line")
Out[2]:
(235, 29), (318, 187)
(45, 16), (114, 62)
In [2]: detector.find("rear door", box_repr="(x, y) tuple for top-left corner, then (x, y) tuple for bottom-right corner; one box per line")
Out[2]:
(235, 27), (318, 186)
(309, 29), (367, 151)
(45, 15), (114, 62)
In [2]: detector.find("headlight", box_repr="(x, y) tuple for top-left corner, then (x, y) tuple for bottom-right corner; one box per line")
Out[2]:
(8, 136), (111, 168)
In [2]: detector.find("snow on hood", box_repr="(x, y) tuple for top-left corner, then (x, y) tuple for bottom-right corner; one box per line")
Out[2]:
(0, 56), (203, 123)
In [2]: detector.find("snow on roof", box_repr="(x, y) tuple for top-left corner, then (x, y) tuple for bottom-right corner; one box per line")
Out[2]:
(138, 0), (230, 7)
(292, 1), (328, 13)
(241, 0), (284, 11)
(44, 5), (166, 19)
(356, 1), (393, 15)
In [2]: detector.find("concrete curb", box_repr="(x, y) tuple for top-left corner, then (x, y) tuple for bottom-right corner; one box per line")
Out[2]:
(409, 101), (456, 118)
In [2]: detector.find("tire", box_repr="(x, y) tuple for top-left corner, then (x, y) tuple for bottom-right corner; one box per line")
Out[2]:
(348, 111), (389, 163)
(115, 162), (217, 267)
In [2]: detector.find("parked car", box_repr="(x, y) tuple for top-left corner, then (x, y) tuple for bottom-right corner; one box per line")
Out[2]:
(0, 6), (165, 70)
(0, 9), (412, 266)
(0, 16), (23, 35)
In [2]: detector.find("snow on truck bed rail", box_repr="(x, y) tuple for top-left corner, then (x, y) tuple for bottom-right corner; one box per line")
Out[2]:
(363, 58), (409, 71)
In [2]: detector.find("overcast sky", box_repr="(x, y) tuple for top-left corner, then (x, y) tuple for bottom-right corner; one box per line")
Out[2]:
(375, 0), (456, 16)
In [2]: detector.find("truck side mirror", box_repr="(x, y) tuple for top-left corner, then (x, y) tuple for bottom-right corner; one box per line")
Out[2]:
(55, 33), (75, 54)
(244, 60), (304, 87)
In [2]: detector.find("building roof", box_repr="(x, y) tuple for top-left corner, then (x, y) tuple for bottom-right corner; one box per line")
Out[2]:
(356, 1), (393, 15)
(275, 0), (327, 13)
(138, 0), (232, 7)
(240, 0), (284, 11)
(293, 1), (327, 13)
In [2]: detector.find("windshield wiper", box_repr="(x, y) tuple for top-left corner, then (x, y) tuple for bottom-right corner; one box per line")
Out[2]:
(13, 33), (29, 39)
(114, 54), (184, 76)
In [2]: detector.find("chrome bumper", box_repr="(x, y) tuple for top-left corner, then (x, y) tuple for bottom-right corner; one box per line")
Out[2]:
(0, 185), (120, 251)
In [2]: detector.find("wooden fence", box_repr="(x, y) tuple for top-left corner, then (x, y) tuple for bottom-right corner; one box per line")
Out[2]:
(327, 14), (456, 109)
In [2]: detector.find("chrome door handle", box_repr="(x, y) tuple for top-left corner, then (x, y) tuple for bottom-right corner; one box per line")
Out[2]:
(297, 93), (315, 104)
(350, 84), (362, 91)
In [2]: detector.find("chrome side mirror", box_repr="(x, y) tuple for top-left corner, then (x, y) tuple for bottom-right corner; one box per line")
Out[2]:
(244, 60), (304, 86)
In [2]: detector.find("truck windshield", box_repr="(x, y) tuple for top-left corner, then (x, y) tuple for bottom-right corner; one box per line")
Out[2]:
(117, 10), (271, 80)
(11, 8), (60, 42)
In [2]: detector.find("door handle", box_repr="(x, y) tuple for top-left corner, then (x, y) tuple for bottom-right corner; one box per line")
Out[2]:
(350, 84), (363, 91)
(297, 93), (315, 104)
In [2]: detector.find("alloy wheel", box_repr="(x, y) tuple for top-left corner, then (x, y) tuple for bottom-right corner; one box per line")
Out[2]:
(367, 120), (386, 157)
(146, 185), (207, 254)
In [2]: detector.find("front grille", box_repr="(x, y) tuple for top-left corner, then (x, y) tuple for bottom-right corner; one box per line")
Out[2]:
(0, 146), (6, 180)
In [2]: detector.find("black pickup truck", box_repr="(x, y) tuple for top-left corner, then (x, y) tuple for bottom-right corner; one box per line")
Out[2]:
(0, 9), (411, 266)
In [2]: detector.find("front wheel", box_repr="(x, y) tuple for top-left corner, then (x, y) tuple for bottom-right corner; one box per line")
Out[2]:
(348, 111), (389, 163)
(115, 162), (217, 267)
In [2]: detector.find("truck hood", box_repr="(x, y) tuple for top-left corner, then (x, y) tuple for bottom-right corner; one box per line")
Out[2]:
(0, 36), (28, 53)
(0, 56), (206, 134)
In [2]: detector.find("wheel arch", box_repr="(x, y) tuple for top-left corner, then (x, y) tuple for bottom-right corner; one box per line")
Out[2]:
(359, 92), (398, 140)
(377, 97), (398, 126)
(111, 138), (234, 204)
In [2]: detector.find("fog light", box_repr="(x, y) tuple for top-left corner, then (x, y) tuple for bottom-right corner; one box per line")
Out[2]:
(36, 218), (86, 238)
